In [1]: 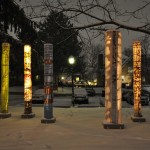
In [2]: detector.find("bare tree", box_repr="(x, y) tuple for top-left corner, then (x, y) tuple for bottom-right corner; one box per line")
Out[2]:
(24, 0), (150, 34)
(82, 42), (104, 81)
(141, 35), (150, 84)
(20, 0), (150, 84)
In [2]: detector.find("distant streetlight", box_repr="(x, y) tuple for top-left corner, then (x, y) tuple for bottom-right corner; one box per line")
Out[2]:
(68, 56), (75, 106)
(68, 56), (75, 65)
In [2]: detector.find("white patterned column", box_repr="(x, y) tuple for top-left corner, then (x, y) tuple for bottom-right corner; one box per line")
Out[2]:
(41, 43), (56, 123)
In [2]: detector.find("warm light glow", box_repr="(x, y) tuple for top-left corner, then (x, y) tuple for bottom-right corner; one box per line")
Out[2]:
(122, 75), (125, 81)
(76, 77), (80, 82)
(24, 45), (31, 53)
(61, 76), (65, 80)
(133, 41), (141, 117)
(1, 43), (10, 113)
(117, 32), (122, 124)
(104, 30), (122, 124)
(24, 45), (32, 101)
(68, 56), (75, 65)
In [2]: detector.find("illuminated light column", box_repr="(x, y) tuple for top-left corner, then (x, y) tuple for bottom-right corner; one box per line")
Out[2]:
(103, 30), (124, 129)
(21, 45), (35, 118)
(0, 43), (11, 118)
(131, 41), (146, 122)
(41, 43), (56, 123)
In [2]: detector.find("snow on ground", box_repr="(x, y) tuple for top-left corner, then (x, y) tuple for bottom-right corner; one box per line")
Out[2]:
(0, 106), (150, 150)
(0, 86), (149, 150)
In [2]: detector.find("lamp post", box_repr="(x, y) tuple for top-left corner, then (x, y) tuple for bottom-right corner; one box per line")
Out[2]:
(68, 56), (75, 106)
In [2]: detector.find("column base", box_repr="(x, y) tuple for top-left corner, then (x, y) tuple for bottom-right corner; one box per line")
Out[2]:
(131, 116), (146, 122)
(103, 122), (125, 129)
(0, 113), (11, 119)
(41, 117), (56, 124)
(21, 113), (35, 119)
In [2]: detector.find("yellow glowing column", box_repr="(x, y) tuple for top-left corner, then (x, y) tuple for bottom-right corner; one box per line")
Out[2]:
(103, 30), (124, 129)
(0, 43), (11, 118)
(21, 45), (35, 118)
(131, 41), (145, 122)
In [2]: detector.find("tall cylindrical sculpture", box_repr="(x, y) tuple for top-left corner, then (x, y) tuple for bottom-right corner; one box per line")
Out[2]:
(103, 30), (124, 129)
(131, 41), (146, 122)
(41, 43), (56, 123)
(21, 45), (35, 118)
(0, 43), (11, 118)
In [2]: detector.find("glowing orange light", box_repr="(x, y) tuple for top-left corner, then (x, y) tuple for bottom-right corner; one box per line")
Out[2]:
(133, 41), (142, 117)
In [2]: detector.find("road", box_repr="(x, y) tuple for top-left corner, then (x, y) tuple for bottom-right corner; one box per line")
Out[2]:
(7, 86), (150, 109)
(8, 94), (150, 109)
(9, 95), (102, 107)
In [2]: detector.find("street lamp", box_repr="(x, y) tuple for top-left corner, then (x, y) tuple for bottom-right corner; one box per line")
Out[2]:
(68, 56), (75, 105)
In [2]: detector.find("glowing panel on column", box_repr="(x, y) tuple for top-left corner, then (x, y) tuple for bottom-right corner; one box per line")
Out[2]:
(24, 45), (32, 101)
(105, 34), (112, 123)
(1, 43), (10, 113)
(117, 33), (122, 124)
(105, 30), (122, 124)
(133, 41), (141, 117)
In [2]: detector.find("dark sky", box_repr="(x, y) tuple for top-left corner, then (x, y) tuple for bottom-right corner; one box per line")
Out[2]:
(14, 0), (149, 49)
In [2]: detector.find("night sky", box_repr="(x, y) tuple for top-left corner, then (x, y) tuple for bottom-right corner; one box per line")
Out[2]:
(15, 0), (150, 49)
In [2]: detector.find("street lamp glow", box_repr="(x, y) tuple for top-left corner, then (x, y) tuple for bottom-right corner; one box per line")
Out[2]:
(61, 76), (65, 80)
(68, 56), (75, 65)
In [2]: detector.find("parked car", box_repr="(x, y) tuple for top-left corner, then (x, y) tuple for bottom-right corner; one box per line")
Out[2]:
(73, 88), (89, 104)
(85, 87), (96, 96)
(142, 84), (150, 95)
(101, 88), (105, 97)
(124, 90), (149, 105)
(101, 88), (128, 100)
(32, 89), (44, 104)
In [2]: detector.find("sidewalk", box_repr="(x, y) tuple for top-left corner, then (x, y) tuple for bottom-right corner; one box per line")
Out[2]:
(0, 106), (150, 150)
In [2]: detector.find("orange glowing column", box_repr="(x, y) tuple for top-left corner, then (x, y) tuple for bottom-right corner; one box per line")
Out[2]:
(103, 30), (124, 129)
(21, 45), (35, 118)
(131, 41), (145, 122)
